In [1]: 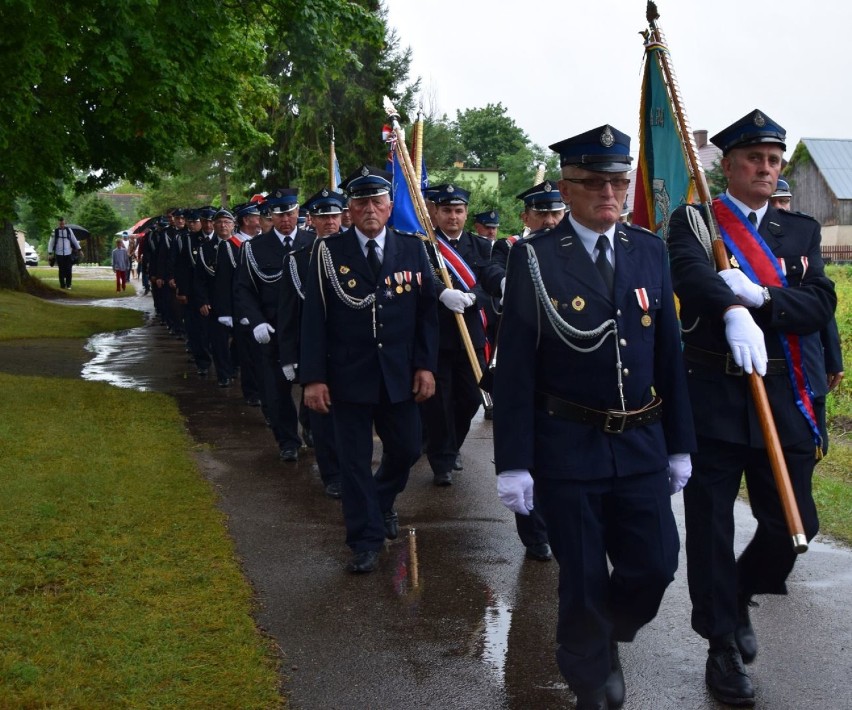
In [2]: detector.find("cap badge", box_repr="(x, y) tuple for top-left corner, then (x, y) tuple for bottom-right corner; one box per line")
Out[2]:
(361, 166), (370, 176)
(447, 185), (455, 193)
(600, 126), (615, 148)
(321, 189), (329, 197)
(490, 211), (496, 218)
(753, 111), (766, 127)
(544, 181), (552, 192)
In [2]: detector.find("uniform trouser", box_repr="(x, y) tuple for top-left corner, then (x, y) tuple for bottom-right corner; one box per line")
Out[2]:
(208, 318), (234, 382)
(233, 327), (261, 401)
(151, 279), (165, 318)
(185, 303), (210, 370)
(56, 255), (73, 287)
(421, 347), (484, 474)
(684, 435), (819, 641)
(171, 291), (185, 335)
(308, 409), (339, 486)
(515, 495), (549, 547)
(537, 470), (678, 695)
(332, 390), (422, 553)
(258, 342), (300, 451)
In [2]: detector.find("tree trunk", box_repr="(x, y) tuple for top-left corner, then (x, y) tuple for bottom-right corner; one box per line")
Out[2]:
(0, 218), (29, 290)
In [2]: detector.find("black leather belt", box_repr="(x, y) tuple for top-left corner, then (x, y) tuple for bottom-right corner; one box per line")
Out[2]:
(535, 392), (663, 434)
(683, 345), (787, 376)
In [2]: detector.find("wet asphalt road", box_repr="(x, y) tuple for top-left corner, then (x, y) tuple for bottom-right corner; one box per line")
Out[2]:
(31, 286), (852, 709)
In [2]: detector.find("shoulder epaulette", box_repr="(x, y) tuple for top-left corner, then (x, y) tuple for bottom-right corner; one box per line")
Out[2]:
(789, 209), (818, 221)
(524, 226), (556, 242)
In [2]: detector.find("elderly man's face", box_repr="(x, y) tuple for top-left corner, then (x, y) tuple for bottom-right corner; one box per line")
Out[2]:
(348, 194), (392, 238)
(474, 223), (498, 239)
(213, 217), (234, 238)
(559, 168), (629, 233)
(770, 196), (792, 211)
(722, 145), (784, 209)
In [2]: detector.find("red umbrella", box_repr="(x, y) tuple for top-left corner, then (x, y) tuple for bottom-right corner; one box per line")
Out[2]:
(128, 216), (157, 235)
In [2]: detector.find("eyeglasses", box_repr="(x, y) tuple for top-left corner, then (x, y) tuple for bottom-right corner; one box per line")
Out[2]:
(564, 177), (631, 191)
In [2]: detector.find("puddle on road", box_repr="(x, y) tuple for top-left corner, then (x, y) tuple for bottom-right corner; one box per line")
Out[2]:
(81, 295), (159, 391)
(481, 592), (512, 685)
(82, 329), (156, 391)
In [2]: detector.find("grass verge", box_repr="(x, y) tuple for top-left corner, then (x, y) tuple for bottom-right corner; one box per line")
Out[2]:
(0, 372), (282, 708)
(25, 266), (135, 300)
(0, 289), (142, 341)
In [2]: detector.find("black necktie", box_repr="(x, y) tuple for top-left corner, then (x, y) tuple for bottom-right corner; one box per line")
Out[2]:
(283, 236), (292, 250)
(450, 239), (460, 249)
(748, 212), (758, 227)
(595, 235), (614, 297)
(366, 239), (381, 280)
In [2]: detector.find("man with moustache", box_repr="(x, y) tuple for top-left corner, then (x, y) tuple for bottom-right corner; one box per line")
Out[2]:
(494, 125), (695, 709)
(667, 110), (836, 706)
(300, 166), (438, 573)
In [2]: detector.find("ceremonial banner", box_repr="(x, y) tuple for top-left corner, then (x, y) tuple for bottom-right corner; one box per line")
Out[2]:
(633, 40), (695, 238)
(386, 139), (428, 234)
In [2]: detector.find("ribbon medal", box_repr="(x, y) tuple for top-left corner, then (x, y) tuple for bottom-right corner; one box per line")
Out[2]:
(384, 275), (395, 300)
(404, 270), (412, 292)
(394, 272), (404, 294)
(634, 288), (652, 327)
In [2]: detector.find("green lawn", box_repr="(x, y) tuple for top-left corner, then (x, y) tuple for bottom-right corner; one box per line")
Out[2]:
(0, 289), (142, 341)
(26, 266), (136, 300)
(0, 372), (282, 708)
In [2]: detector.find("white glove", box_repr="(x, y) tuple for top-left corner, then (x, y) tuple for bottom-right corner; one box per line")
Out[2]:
(719, 269), (765, 309)
(281, 363), (297, 382)
(217, 316), (233, 328)
(239, 317), (250, 326)
(723, 308), (767, 376)
(667, 453), (692, 495)
(253, 322), (275, 344)
(497, 470), (535, 516)
(439, 288), (471, 313)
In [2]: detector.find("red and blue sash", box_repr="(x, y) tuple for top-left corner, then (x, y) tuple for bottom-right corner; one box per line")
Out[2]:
(713, 195), (821, 450)
(435, 234), (491, 360)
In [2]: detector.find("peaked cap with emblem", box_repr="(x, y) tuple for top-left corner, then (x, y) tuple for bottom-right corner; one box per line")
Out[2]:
(214, 208), (234, 221)
(772, 178), (792, 199)
(340, 164), (392, 198)
(266, 187), (300, 214)
(305, 188), (346, 215)
(549, 124), (632, 172)
(431, 183), (470, 205)
(516, 181), (566, 211)
(473, 210), (500, 226)
(710, 109), (786, 155)
(199, 205), (217, 220)
(234, 202), (261, 219)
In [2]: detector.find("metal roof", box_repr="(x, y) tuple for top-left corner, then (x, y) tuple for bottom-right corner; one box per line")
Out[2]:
(801, 138), (852, 200)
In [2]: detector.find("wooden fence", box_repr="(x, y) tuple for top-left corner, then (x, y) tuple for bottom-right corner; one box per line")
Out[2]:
(822, 246), (852, 264)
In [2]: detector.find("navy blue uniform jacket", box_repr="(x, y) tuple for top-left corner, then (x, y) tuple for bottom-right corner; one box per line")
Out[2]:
(667, 204), (836, 448)
(233, 228), (314, 328)
(493, 220), (695, 480)
(300, 228), (439, 405)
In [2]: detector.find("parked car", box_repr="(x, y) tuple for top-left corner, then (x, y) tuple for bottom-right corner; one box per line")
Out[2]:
(24, 244), (39, 266)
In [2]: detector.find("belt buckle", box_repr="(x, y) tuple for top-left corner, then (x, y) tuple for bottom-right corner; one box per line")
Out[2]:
(603, 410), (628, 434)
(725, 353), (744, 376)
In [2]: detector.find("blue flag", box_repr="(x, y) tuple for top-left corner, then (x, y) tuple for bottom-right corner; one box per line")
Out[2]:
(387, 144), (427, 234)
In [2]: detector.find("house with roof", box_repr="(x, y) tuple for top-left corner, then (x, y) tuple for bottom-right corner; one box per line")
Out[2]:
(784, 138), (852, 249)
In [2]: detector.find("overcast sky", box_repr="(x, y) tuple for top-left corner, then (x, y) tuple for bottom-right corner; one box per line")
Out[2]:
(385, 0), (850, 162)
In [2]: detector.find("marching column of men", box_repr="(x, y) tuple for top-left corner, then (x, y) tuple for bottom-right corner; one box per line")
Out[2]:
(133, 109), (837, 705)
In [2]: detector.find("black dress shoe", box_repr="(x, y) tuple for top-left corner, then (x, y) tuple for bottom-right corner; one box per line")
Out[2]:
(303, 429), (314, 448)
(346, 550), (379, 574)
(245, 397), (262, 407)
(734, 596), (758, 664)
(197, 368), (209, 377)
(383, 510), (399, 540)
(453, 453), (463, 470)
(605, 642), (625, 709)
(525, 542), (553, 561)
(279, 448), (299, 462)
(324, 481), (342, 499)
(433, 471), (453, 487)
(706, 638), (755, 706)
(574, 687), (608, 710)
(218, 377), (232, 388)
